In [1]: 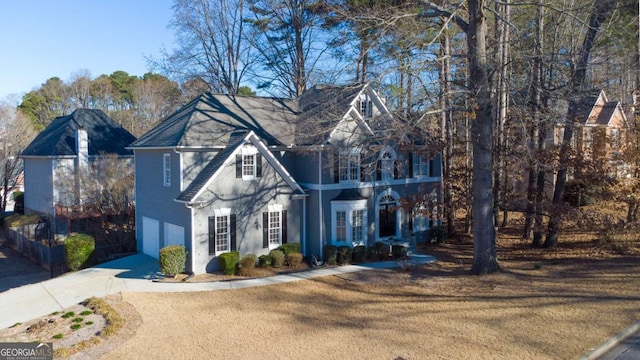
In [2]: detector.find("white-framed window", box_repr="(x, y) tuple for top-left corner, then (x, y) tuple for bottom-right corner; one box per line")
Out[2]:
(412, 152), (428, 177)
(339, 149), (360, 182)
(331, 200), (367, 246)
(209, 208), (231, 255)
(583, 128), (593, 149)
(163, 153), (171, 186)
(358, 99), (372, 118)
(268, 205), (282, 248)
(610, 128), (621, 147)
(237, 145), (262, 180)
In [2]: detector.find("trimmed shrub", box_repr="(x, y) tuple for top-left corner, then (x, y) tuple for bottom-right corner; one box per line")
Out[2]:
(159, 245), (186, 277)
(269, 249), (285, 268)
(258, 254), (272, 268)
(337, 246), (352, 265)
(392, 244), (408, 259)
(323, 245), (338, 265)
(13, 192), (24, 214)
(64, 233), (95, 271)
(352, 245), (366, 263)
(286, 252), (304, 267)
(238, 254), (257, 277)
(218, 251), (239, 275)
(429, 226), (446, 243)
(2, 214), (42, 228)
(279, 243), (301, 255)
(368, 242), (390, 261)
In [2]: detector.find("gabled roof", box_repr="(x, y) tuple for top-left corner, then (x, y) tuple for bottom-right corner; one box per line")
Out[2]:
(176, 130), (305, 204)
(130, 83), (378, 149)
(130, 94), (298, 148)
(586, 101), (621, 126)
(22, 109), (136, 157)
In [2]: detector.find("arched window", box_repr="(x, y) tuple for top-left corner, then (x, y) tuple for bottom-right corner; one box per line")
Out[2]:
(377, 147), (396, 181)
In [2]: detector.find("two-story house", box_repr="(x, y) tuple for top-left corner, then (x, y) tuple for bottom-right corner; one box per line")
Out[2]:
(21, 109), (137, 237)
(130, 84), (442, 274)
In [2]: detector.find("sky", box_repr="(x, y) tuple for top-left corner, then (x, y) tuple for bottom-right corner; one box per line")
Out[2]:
(0, 0), (175, 101)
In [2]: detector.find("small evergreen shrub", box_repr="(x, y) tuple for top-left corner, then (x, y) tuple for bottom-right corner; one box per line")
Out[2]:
(286, 252), (303, 267)
(392, 244), (408, 259)
(258, 254), (272, 267)
(13, 192), (24, 214)
(218, 251), (239, 275)
(52, 333), (63, 340)
(337, 246), (352, 265)
(64, 234), (95, 271)
(368, 242), (390, 261)
(3, 214), (43, 228)
(70, 324), (81, 331)
(269, 249), (285, 268)
(279, 243), (301, 255)
(352, 245), (366, 263)
(238, 254), (258, 277)
(429, 226), (446, 243)
(159, 245), (186, 277)
(323, 245), (338, 265)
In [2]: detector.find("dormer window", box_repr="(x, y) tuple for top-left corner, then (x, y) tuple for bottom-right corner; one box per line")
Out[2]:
(236, 145), (262, 180)
(358, 99), (372, 118)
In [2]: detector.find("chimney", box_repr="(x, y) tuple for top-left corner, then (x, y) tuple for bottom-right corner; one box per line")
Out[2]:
(76, 126), (88, 171)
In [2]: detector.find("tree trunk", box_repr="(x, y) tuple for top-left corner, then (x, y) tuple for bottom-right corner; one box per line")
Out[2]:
(545, 0), (615, 248)
(531, 0), (546, 248)
(440, 34), (455, 236)
(468, 0), (499, 275)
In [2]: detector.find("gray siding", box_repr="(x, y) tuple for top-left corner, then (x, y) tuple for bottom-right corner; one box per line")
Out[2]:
(134, 150), (191, 262)
(191, 154), (302, 273)
(24, 158), (54, 216)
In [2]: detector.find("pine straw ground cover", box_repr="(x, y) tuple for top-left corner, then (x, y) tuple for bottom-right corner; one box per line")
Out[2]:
(3, 206), (640, 359)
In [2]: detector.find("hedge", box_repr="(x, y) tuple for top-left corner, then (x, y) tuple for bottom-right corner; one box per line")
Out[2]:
(159, 245), (186, 277)
(337, 246), (352, 265)
(219, 251), (240, 275)
(64, 233), (95, 271)
(269, 249), (285, 268)
(238, 254), (258, 277)
(279, 243), (301, 255)
(323, 245), (338, 265)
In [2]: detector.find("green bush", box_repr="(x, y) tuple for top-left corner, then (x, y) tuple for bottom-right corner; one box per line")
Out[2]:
(392, 244), (408, 259)
(13, 192), (24, 214)
(279, 243), (301, 255)
(286, 252), (303, 267)
(159, 245), (186, 277)
(2, 214), (42, 228)
(238, 254), (257, 277)
(269, 249), (285, 268)
(64, 234), (95, 271)
(323, 245), (338, 265)
(429, 226), (446, 243)
(258, 254), (272, 267)
(352, 245), (366, 263)
(368, 242), (390, 261)
(218, 251), (239, 275)
(337, 246), (352, 265)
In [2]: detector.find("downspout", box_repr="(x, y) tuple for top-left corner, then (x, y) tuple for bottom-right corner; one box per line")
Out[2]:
(302, 196), (306, 256)
(318, 147), (323, 259)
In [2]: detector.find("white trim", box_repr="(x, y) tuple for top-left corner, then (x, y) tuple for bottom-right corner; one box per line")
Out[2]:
(299, 176), (441, 191)
(375, 189), (402, 242)
(330, 199), (368, 247)
(212, 208), (232, 256)
(267, 205), (283, 249)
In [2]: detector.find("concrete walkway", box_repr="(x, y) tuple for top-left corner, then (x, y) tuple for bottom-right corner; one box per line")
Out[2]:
(0, 253), (436, 330)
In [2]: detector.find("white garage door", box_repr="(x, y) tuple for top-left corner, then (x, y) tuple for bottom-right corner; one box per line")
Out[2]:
(142, 217), (160, 258)
(164, 222), (185, 247)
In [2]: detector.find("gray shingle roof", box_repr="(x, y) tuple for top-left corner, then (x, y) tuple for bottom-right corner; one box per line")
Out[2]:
(22, 109), (136, 157)
(130, 84), (369, 149)
(131, 93), (299, 148)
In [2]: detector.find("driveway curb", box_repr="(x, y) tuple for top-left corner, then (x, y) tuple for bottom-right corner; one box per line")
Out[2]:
(577, 321), (640, 360)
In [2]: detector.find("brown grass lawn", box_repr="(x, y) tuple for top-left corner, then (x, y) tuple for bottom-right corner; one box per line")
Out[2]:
(6, 208), (640, 359)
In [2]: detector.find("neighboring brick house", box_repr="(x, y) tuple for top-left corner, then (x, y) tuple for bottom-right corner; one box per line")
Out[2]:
(21, 109), (136, 236)
(130, 84), (443, 274)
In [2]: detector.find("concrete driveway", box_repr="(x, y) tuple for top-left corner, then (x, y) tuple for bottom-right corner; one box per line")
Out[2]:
(0, 253), (436, 330)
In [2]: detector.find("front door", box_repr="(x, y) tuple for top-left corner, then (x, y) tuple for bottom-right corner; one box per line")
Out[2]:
(379, 204), (396, 238)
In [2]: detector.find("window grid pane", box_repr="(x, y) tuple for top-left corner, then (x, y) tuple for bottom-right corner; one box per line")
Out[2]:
(243, 155), (255, 177)
(216, 216), (228, 253)
(413, 153), (428, 177)
(349, 153), (360, 180)
(269, 211), (281, 246)
(336, 211), (347, 242)
(352, 210), (363, 243)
